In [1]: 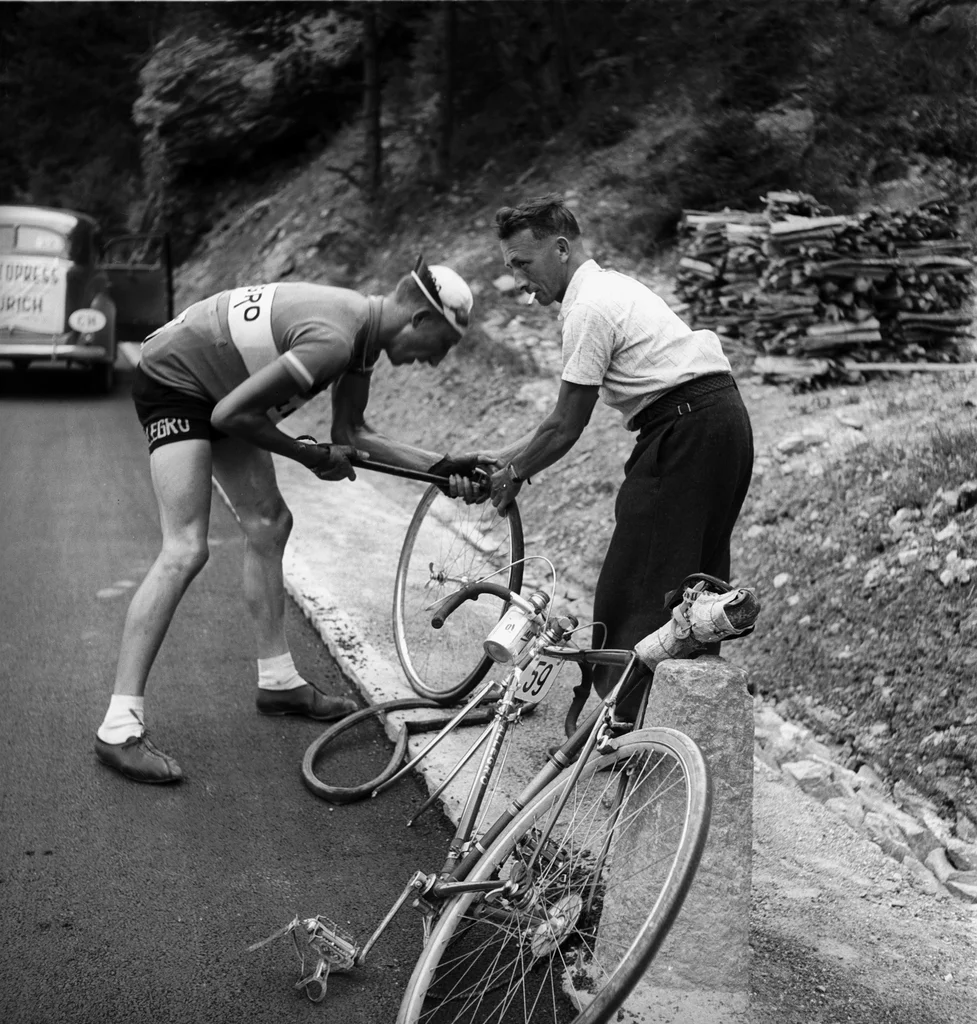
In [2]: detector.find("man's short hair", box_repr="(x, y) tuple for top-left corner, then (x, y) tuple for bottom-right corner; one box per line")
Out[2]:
(495, 194), (581, 241)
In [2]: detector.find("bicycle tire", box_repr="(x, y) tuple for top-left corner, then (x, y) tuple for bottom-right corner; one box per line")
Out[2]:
(393, 485), (524, 705)
(397, 727), (711, 1024)
(301, 698), (498, 803)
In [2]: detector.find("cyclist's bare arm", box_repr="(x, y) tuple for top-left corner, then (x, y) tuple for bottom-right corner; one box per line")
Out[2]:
(330, 371), (449, 474)
(211, 355), (364, 478)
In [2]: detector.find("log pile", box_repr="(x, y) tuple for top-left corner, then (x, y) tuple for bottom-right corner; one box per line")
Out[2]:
(675, 191), (975, 385)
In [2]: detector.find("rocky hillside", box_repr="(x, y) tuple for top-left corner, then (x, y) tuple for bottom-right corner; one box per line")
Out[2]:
(172, 100), (976, 820)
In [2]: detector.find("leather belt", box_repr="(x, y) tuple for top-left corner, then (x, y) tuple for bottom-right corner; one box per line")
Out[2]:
(631, 372), (736, 431)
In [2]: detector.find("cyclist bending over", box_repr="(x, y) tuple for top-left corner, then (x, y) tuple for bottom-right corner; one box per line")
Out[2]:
(96, 258), (481, 784)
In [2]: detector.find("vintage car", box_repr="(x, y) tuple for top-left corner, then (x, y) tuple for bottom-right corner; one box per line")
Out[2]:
(0, 204), (173, 392)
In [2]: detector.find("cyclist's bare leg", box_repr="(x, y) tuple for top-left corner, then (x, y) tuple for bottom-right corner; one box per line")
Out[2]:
(112, 438), (214, 696)
(211, 439), (355, 720)
(210, 438), (291, 659)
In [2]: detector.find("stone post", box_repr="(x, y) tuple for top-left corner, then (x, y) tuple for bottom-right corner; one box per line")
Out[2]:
(608, 656), (754, 1023)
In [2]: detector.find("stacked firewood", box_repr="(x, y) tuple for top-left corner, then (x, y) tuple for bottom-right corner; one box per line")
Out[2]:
(675, 211), (765, 334)
(675, 192), (975, 382)
(675, 191), (832, 338)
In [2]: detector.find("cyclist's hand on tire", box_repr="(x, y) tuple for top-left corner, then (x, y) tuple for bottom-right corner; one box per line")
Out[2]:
(429, 453), (482, 498)
(448, 470), (490, 505)
(307, 443), (369, 481)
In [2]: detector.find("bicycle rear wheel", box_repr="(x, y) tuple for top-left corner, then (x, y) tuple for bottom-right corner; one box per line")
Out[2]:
(393, 485), (524, 705)
(397, 728), (711, 1024)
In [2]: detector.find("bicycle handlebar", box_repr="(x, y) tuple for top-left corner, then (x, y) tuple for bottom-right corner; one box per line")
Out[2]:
(431, 581), (521, 628)
(431, 581), (632, 666)
(539, 645), (632, 666)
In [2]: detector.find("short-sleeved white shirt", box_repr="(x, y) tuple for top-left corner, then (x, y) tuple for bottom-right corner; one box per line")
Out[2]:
(559, 260), (731, 430)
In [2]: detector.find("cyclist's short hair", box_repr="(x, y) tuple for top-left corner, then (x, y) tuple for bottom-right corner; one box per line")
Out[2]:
(495, 194), (581, 242)
(395, 272), (428, 307)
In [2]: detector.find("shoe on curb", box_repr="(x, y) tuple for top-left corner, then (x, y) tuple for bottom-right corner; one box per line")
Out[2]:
(94, 733), (183, 784)
(255, 684), (358, 721)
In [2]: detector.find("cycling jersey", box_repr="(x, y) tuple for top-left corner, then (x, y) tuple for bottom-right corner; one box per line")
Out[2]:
(139, 283), (382, 423)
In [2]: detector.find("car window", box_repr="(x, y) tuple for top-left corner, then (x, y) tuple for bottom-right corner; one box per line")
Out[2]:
(0, 224), (68, 257)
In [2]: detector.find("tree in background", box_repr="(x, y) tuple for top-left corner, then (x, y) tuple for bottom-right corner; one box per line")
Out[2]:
(362, 3), (382, 200)
(1, 0), (972, 255)
(0, 1), (162, 232)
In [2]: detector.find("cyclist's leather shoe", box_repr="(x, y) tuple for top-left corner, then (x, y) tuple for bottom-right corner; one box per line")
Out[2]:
(255, 684), (357, 721)
(94, 733), (183, 784)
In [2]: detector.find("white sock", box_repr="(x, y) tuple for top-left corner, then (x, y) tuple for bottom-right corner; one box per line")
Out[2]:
(257, 652), (306, 691)
(97, 695), (146, 744)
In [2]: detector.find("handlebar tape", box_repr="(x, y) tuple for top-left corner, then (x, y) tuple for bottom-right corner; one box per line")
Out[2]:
(431, 581), (519, 628)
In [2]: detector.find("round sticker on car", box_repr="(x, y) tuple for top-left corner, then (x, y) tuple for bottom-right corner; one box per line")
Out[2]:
(68, 308), (107, 334)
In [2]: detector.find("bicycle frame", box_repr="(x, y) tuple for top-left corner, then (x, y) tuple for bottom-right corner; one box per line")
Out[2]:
(441, 648), (641, 887)
(349, 642), (643, 963)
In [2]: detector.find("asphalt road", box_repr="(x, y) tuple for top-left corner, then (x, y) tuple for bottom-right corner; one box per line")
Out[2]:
(0, 364), (452, 1024)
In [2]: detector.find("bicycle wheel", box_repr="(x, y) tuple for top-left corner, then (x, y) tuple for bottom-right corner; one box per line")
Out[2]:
(393, 485), (524, 705)
(397, 728), (711, 1024)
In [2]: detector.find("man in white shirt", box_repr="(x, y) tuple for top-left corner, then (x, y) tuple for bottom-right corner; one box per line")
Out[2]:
(487, 195), (754, 721)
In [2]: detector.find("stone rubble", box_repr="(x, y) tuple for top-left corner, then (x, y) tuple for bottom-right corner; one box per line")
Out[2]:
(755, 702), (977, 903)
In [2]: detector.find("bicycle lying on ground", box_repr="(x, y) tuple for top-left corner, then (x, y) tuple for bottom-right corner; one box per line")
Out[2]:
(252, 546), (760, 1023)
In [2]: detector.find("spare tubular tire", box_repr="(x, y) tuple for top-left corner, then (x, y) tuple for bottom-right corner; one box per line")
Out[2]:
(301, 698), (496, 803)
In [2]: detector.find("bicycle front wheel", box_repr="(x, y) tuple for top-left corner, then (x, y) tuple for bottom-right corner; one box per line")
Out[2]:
(397, 728), (711, 1024)
(393, 485), (524, 705)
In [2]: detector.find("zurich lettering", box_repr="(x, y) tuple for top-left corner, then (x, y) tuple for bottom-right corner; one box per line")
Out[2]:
(1, 295), (44, 313)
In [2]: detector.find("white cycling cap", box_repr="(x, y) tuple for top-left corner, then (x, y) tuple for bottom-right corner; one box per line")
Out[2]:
(411, 256), (473, 337)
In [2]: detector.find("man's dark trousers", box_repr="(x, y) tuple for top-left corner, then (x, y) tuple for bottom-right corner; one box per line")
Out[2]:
(592, 376), (754, 705)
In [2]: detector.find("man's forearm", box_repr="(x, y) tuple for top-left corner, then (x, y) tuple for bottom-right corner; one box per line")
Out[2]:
(507, 416), (580, 479)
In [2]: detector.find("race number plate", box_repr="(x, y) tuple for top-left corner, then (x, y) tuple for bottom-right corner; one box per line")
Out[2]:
(515, 654), (563, 704)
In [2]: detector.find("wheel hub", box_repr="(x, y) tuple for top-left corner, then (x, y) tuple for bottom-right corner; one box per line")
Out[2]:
(529, 894), (583, 957)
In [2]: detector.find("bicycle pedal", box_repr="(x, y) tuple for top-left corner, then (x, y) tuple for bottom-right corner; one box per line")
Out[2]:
(304, 916), (359, 969)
